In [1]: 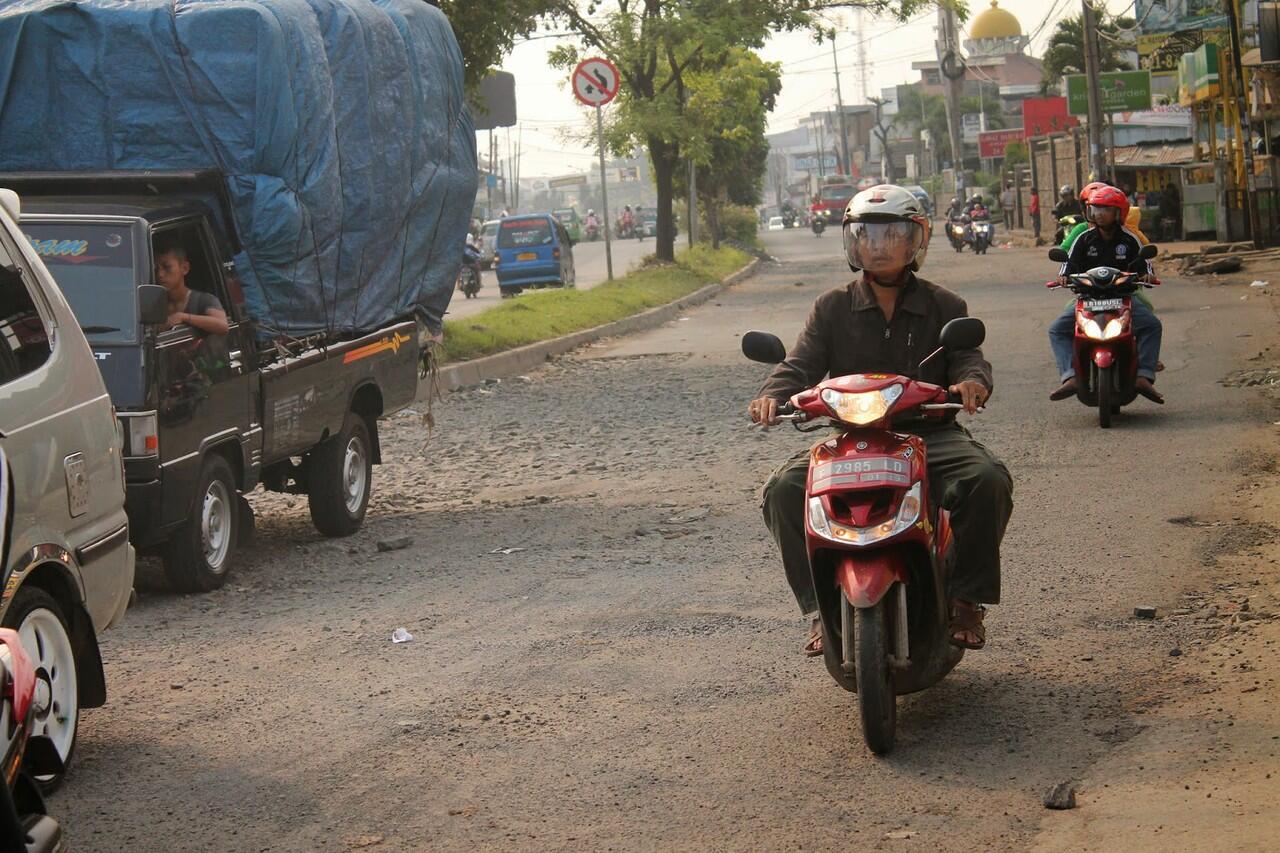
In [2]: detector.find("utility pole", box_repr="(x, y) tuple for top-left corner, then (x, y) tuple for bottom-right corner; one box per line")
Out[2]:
(1080, 0), (1108, 181)
(935, 3), (964, 187)
(1226, 0), (1262, 246)
(855, 9), (870, 102)
(831, 35), (852, 177)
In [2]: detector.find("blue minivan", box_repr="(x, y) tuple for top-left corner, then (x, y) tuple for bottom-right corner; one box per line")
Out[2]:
(494, 213), (577, 297)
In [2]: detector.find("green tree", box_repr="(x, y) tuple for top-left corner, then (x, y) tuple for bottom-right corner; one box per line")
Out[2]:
(1040, 5), (1136, 93)
(894, 87), (952, 162)
(437, 0), (560, 87)
(546, 0), (934, 262)
(1002, 139), (1028, 166)
(671, 49), (781, 248)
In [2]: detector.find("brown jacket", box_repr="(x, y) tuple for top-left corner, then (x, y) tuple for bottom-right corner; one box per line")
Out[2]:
(758, 274), (993, 403)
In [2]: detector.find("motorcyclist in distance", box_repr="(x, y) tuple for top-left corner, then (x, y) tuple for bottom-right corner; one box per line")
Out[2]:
(748, 184), (1013, 656)
(1052, 185), (1082, 220)
(1049, 185), (1164, 404)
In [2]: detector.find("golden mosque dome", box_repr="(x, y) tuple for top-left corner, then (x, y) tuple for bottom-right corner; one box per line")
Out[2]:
(968, 0), (1022, 40)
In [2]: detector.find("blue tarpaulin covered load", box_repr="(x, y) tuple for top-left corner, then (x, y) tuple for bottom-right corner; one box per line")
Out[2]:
(0, 0), (477, 335)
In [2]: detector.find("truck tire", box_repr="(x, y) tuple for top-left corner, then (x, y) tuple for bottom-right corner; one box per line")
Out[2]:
(162, 455), (239, 592)
(4, 585), (79, 790)
(308, 411), (373, 537)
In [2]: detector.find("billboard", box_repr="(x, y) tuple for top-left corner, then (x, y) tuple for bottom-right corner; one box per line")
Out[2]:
(1066, 71), (1153, 115)
(978, 128), (1024, 159)
(1138, 28), (1226, 76)
(1134, 0), (1226, 35)
(1021, 96), (1080, 137)
(792, 154), (838, 172)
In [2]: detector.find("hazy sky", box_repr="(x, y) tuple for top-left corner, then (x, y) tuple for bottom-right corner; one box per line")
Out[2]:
(483, 0), (1138, 178)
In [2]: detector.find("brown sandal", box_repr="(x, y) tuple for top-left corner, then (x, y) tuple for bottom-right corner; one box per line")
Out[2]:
(804, 618), (823, 657)
(949, 601), (987, 650)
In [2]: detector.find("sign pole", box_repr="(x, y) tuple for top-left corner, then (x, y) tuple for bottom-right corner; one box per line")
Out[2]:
(596, 105), (614, 282)
(1081, 0), (1107, 181)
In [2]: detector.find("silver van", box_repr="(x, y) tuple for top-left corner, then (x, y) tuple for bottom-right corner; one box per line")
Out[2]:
(0, 188), (133, 784)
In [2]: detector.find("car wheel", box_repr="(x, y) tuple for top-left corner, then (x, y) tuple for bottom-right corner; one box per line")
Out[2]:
(3, 586), (79, 790)
(308, 411), (373, 537)
(162, 455), (239, 592)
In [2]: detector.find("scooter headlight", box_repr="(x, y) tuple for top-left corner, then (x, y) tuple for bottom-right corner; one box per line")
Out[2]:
(807, 483), (923, 546)
(1102, 317), (1125, 339)
(820, 385), (903, 425)
(1079, 317), (1105, 340)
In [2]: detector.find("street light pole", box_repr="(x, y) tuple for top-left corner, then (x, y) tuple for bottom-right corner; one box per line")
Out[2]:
(832, 36), (852, 177)
(1081, 0), (1108, 181)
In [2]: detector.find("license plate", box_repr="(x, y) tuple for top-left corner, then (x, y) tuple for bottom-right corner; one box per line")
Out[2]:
(1083, 298), (1124, 312)
(517, 252), (537, 261)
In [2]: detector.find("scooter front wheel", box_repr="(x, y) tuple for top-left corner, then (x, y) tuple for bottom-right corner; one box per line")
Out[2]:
(1097, 364), (1113, 428)
(852, 595), (897, 755)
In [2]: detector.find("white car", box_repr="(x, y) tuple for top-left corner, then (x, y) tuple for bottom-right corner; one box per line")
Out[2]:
(767, 216), (784, 231)
(0, 187), (134, 785)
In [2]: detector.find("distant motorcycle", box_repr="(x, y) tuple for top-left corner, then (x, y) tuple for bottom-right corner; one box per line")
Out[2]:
(584, 219), (600, 241)
(970, 220), (993, 255)
(946, 217), (967, 253)
(1045, 244), (1160, 428)
(1054, 214), (1084, 246)
(457, 243), (482, 299)
(811, 214), (826, 237)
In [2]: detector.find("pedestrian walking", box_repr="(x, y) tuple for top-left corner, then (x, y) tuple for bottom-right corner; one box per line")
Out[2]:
(1029, 187), (1042, 245)
(1000, 185), (1013, 230)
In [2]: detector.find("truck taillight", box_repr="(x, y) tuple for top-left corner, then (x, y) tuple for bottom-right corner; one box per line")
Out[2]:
(552, 248), (561, 259)
(122, 412), (159, 458)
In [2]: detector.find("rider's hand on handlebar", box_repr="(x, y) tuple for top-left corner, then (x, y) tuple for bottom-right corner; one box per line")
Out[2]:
(948, 380), (989, 415)
(748, 396), (780, 427)
(1056, 275), (1072, 288)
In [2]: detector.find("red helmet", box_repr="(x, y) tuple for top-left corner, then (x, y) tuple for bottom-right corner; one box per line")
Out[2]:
(1087, 185), (1129, 224)
(1080, 181), (1108, 203)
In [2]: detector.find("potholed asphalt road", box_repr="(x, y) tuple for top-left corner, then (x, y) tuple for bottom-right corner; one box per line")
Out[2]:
(57, 227), (1277, 850)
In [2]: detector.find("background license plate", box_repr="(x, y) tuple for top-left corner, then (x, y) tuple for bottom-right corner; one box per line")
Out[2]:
(517, 252), (537, 261)
(1084, 298), (1123, 312)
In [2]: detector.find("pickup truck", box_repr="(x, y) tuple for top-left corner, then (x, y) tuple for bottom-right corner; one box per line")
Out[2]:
(9, 171), (423, 592)
(811, 182), (856, 224)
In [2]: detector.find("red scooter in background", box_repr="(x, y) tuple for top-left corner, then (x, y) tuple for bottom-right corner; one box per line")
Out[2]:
(1046, 244), (1159, 428)
(743, 318), (986, 754)
(0, 451), (66, 852)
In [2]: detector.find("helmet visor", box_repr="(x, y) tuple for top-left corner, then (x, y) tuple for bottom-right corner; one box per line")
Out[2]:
(844, 220), (922, 274)
(1087, 203), (1121, 222)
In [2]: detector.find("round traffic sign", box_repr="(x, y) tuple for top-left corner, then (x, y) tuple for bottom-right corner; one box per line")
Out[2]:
(572, 57), (620, 107)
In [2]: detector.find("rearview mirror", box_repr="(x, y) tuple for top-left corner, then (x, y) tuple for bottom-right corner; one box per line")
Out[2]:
(741, 330), (787, 364)
(138, 284), (169, 326)
(1139, 244), (1158, 260)
(939, 317), (986, 351)
(1047, 247), (1069, 263)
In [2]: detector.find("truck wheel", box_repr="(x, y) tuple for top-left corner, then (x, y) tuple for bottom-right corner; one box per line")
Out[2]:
(308, 412), (373, 537)
(163, 455), (239, 592)
(3, 586), (79, 790)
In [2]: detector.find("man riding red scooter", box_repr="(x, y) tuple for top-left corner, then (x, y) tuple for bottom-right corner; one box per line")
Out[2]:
(746, 184), (1013, 750)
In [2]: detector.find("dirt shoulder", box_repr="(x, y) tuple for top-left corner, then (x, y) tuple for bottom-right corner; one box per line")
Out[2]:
(1033, 269), (1280, 852)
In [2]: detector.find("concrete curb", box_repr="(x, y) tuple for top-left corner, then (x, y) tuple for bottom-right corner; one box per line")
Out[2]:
(436, 257), (761, 391)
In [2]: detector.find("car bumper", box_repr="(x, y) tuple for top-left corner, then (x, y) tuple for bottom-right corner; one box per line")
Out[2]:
(497, 265), (564, 287)
(125, 478), (169, 547)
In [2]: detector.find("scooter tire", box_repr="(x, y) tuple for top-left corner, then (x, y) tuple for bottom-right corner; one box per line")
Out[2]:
(1097, 365), (1113, 428)
(854, 597), (897, 755)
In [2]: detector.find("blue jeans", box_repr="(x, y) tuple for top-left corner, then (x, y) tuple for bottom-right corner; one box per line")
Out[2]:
(1049, 301), (1162, 382)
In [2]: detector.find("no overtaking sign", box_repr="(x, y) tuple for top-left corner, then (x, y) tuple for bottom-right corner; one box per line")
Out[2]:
(573, 57), (620, 107)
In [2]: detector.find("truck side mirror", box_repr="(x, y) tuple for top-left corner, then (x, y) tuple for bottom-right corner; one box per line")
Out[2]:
(138, 285), (169, 325)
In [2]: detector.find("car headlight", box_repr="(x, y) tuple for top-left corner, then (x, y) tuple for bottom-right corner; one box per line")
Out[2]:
(820, 385), (903, 425)
(807, 482), (923, 546)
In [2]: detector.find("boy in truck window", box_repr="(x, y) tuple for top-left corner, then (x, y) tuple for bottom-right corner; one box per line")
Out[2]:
(155, 246), (229, 335)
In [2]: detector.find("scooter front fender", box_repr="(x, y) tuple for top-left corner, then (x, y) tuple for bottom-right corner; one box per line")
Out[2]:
(1093, 348), (1115, 369)
(836, 551), (908, 609)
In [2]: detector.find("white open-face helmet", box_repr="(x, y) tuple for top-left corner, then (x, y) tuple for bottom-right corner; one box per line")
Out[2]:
(842, 184), (931, 275)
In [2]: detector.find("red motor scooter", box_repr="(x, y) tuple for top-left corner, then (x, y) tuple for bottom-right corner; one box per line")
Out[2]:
(0, 450), (66, 852)
(743, 318), (986, 754)
(1046, 244), (1159, 428)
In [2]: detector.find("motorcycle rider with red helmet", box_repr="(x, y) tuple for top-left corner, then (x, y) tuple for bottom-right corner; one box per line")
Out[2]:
(748, 184), (1013, 654)
(1048, 185), (1164, 403)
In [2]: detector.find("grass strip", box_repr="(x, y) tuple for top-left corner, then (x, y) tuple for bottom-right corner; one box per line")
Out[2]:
(438, 244), (751, 363)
